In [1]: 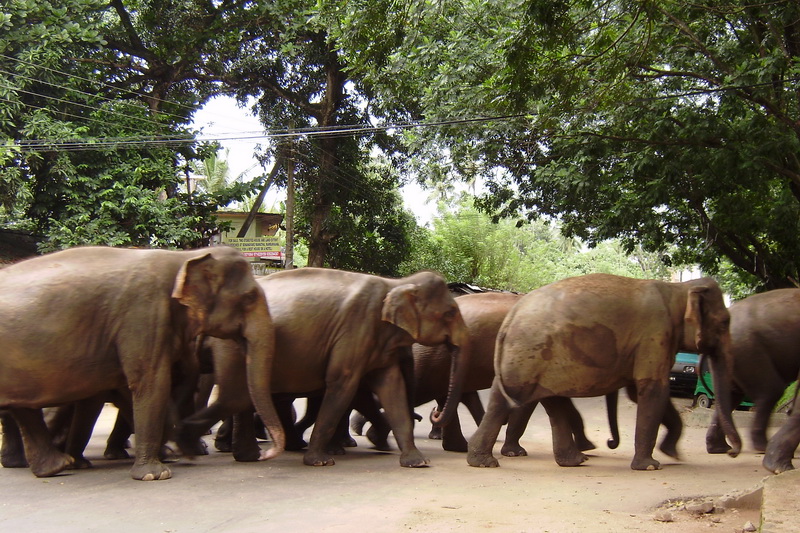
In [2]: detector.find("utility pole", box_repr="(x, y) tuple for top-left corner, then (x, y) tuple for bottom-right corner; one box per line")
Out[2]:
(284, 141), (295, 269)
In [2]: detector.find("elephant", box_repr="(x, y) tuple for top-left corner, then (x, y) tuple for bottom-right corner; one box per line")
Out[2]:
(0, 246), (285, 480)
(361, 292), (604, 454)
(177, 267), (470, 468)
(704, 288), (800, 456)
(467, 273), (740, 471)
(763, 370), (800, 473)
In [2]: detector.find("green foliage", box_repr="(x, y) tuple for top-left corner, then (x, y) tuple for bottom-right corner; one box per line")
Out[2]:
(332, 0), (800, 291)
(400, 198), (668, 292)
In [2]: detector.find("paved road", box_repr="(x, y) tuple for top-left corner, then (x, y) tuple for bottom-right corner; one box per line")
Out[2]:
(0, 395), (784, 532)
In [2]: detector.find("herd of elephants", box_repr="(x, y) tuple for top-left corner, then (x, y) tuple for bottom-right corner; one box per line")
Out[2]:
(0, 245), (798, 482)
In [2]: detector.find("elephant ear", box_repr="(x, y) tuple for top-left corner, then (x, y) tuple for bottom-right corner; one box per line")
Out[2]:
(382, 283), (421, 339)
(172, 253), (223, 327)
(683, 286), (708, 351)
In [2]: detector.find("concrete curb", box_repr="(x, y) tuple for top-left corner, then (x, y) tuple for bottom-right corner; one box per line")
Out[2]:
(760, 469), (800, 533)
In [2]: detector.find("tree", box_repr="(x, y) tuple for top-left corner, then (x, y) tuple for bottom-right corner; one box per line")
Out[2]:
(400, 198), (667, 292)
(0, 0), (254, 250)
(332, 0), (800, 291)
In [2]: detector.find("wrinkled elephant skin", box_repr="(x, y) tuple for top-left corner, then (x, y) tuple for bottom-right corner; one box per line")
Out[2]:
(0, 246), (284, 480)
(182, 268), (471, 468)
(467, 273), (740, 471)
(705, 289), (800, 455)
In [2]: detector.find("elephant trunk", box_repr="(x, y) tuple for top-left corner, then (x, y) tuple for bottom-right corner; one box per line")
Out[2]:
(430, 319), (470, 428)
(244, 300), (285, 459)
(709, 349), (742, 457)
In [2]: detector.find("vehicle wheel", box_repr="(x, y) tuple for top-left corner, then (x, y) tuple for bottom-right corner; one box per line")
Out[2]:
(696, 394), (712, 409)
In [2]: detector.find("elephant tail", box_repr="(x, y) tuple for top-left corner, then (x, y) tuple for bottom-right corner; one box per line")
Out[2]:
(494, 372), (529, 409)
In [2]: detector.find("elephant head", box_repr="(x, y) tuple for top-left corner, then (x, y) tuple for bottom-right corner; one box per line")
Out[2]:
(382, 271), (471, 429)
(681, 278), (741, 457)
(172, 247), (285, 457)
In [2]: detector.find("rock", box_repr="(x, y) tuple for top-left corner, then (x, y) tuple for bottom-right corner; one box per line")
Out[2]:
(685, 501), (715, 514)
(743, 521), (757, 532)
(653, 510), (674, 522)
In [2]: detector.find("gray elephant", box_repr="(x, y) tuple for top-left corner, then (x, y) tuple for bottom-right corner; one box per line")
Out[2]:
(363, 291), (601, 454)
(763, 371), (800, 473)
(178, 268), (470, 468)
(0, 246), (285, 480)
(705, 289), (800, 457)
(467, 273), (740, 471)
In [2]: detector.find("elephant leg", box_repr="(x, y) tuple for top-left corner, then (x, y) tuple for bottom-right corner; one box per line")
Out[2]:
(304, 377), (361, 466)
(440, 412), (467, 452)
(295, 395), (321, 437)
(565, 399), (596, 452)
(215, 417), (233, 452)
(231, 407), (264, 462)
(463, 391), (485, 425)
(542, 397), (588, 467)
(368, 364), (428, 467)
(750, 390), (784, 452)
(762, 410), (800, 474)
(467, 377), (511, 468)
(657, 399), (683, 460)
(10, 407), (74, 477)
(350, 412), (367, 436)
(326, 412), (355, 455)
(105, 410), (133, 460)
(0, 412), (28, 468)
(501, 402), (535, 457)
(128, 370), (173, 481)
(277, 396), (307, 451)
(350, 387), (391, 450)
(64, 395), (106, 469)
(630, 380), (669, 471)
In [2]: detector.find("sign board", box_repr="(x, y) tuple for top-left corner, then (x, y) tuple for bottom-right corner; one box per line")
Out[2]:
(224, 237), (282, 259)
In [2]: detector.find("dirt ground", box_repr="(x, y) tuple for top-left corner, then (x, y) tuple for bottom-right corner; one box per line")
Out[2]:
(0, 394), (785, 532)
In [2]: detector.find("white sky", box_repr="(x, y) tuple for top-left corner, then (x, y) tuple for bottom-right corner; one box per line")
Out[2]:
(191, 96), (438, 224)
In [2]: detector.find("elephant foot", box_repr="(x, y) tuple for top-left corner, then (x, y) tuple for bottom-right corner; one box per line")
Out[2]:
(706, 426), (731, 454)
(130, 461), (172, 481)
(428, 426), (443, 440)
(659, 441), (681, 461)
(349, 413), (367, 436)
(104, 445), (131, 460)
(706, 442), (732, 454)
(177, 438), (208, 458)
(67, 456), (92, 470)
(340, 435), (357, 448)
(575, 436), (596, 452)
(303, 450), (335, 466)
(630, 456), (661, 471)
(399, 449), (429, 468)
(762, 454), (794, 474)
(751, 432), (768, 453)
(214, 438), (232, 453)
(29, 451), (74, 477)
(500, 443), (528, 457)
(442, 436), (468, 453)
(466, 451), (499, 468)
(326, 444), (347, 456)
(1, 452), (28, 468)
(233, 445), (263, 462)
(554, 450), (588, 467)
(366, 426), (392, 451)
(285, 437), (308, 451)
